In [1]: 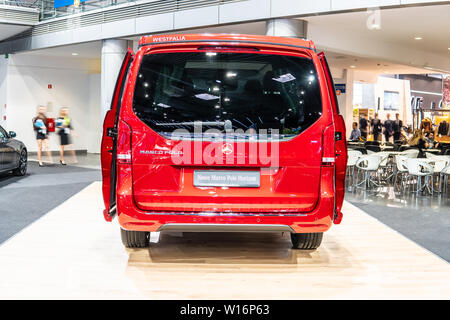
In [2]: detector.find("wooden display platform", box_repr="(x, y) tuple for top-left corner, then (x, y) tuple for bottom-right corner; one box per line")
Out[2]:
(0, 182), (449, 299)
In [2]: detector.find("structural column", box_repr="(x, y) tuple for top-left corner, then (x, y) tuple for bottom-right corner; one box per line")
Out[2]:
(266, 18), (307, 38)
(335, 69), (355, 140)
(0, 55), (8, 127)
(101, 39), (128, 121)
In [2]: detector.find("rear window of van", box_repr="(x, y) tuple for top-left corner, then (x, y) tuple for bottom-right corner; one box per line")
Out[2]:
(133, 52), (322, 141)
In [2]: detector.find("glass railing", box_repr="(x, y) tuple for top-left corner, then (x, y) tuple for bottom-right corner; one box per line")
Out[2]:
(2, 0), (242, 22)
(38, 0), (235, 21)
(0, 0), (42, 8)
(40, 0), (136, 20)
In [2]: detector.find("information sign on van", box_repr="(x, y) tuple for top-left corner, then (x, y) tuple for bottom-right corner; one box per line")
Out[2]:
(194, 171), (260, 188)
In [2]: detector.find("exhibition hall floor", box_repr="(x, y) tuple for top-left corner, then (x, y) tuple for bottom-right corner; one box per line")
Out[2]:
(0, 181), (450, 299)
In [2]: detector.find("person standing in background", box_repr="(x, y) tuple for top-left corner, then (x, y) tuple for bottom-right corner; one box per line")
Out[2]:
(359, 115), (368, 141)
(383, 113), (393, 143)
(392, 113), (403, 142)
(371, 113), (382, 141)
(56, 107), (77, 165)
(32, 106), (53, 167)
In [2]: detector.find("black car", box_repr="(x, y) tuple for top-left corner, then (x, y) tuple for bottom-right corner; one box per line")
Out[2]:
(0, 125), (27, 176)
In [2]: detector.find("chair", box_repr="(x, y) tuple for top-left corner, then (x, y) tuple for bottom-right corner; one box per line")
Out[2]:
(440, 164), (450, 194)
(427, 156), (450, 193)
(393, 155), (409, 194)
(355, 155), (382, 190)
(346, 150), (362, 189)
(366, 145), (381, 153)
(405, 159), (434, 195)
(349, 147), (367, 154)
(401, 149), (419, 159)
(365, 141), (380, 147)
(374, 151), (391, 182)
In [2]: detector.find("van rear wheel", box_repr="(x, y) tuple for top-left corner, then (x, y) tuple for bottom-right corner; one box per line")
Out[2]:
(120, 229), (149, 248)
(291, 232), (323, 250)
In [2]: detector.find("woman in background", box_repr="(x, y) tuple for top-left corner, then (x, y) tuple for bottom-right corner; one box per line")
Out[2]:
(32, 106), (53, 166)
(56, 107), (77, 165)
(408, 129), (427, 158)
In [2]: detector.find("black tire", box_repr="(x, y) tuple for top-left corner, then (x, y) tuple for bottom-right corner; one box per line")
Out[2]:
(120, 228), (149, 248)
(291, 232), (323, 250)
(13, 149), (27, 176)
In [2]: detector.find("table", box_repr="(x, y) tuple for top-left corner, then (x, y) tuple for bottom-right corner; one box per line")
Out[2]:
(424, 148), (441, 154)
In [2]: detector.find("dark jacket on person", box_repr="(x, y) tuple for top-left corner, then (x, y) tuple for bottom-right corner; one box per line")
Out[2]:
(371, 118), (382, 134)
(359, 117), (368, 132)
(393, 119), (403, 133)
(384, 120), (393, 135)
(438, 121), (449, 136)
(417, 139), (427, 158)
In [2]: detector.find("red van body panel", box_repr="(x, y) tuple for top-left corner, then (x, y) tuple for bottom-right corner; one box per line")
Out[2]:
(101, 34), (346, 234)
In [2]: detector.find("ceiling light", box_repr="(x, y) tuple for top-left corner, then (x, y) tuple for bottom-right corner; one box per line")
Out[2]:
(350, 65), (356, 68)
(414, 36), (423, 40)
(71, 53), (79, 56)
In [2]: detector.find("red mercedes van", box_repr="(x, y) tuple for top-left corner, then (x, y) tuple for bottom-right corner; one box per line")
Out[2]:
(101, 34), (347, 250)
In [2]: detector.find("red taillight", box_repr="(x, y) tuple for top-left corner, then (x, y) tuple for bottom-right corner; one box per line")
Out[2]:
(117, 120), (132, 164)
(322, 124), (335, 166)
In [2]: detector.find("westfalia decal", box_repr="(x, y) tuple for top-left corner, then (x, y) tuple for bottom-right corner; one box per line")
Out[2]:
(140, 150), (183, 155)
(152, 36), (186, 43)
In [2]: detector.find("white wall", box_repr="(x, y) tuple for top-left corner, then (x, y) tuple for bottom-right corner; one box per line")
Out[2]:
(374, 76), (411, 125)
(87, 73), (101, 153)
(333, 69), (355, 139)
(5, 54), (101, 153)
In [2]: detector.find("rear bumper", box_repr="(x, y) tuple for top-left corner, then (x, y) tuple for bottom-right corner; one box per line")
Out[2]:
(115, 165), (336, 234)
(158, 223), (295, 233)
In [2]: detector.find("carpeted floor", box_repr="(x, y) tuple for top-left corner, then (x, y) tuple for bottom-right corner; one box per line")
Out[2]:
(0, 161), (101, 244)
(349, 200), (450, 262)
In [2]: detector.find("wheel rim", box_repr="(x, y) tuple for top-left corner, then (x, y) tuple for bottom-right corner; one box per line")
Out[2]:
(19, 150), (27, 174)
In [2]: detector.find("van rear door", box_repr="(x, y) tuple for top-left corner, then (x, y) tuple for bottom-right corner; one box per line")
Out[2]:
(318, 52), (347, 220)
(129, 49), (327, 214)
(100, 49), (134, 221)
